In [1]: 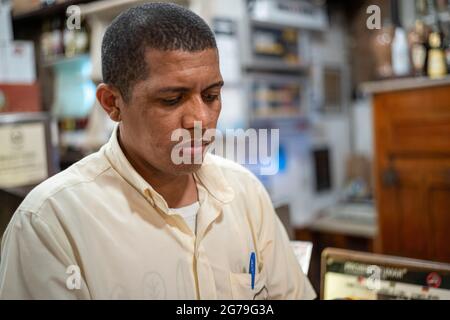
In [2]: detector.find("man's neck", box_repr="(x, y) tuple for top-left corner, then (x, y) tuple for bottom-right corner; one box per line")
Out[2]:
(117, 132), (198, 209)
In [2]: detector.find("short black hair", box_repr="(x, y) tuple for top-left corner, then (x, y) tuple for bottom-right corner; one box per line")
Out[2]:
(101, 2), (217, 102)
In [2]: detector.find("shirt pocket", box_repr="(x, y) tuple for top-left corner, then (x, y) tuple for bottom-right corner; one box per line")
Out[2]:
(229, 268), (269, 300)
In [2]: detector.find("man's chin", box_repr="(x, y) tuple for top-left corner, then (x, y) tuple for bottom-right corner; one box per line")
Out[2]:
(170, 163), (203, 175)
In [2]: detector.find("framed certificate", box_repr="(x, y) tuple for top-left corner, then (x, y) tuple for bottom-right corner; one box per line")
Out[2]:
(0, 112), (58, 189)
(321, 248), (450, 300)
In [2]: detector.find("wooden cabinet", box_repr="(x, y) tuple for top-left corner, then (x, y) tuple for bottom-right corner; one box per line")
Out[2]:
(372, 81), (450, 263)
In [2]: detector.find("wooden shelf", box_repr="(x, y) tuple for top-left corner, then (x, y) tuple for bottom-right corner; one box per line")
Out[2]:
(250, 17), (327, 32)
(42, 54), (89, 68)
(12, 0), (95, 22)
(251, 113), (304, 120)
(243, 61), (309, 74)
(249, 114), (309, 128)
(80, 0), (187, 18)
(361, 75), (450, 94)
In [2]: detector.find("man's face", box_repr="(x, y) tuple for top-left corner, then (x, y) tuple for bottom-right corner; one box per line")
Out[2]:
(119, 48), (223, 175)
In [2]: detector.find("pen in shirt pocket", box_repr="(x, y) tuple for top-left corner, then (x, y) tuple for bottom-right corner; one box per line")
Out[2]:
(249, 252), (256, 290)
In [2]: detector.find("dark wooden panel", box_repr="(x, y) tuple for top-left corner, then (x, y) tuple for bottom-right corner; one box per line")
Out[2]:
(373, 84), (450, 264)
(374, 85), (450, 156)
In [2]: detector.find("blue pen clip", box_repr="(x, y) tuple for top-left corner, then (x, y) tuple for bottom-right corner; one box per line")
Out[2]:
(249, 252), (256, 290)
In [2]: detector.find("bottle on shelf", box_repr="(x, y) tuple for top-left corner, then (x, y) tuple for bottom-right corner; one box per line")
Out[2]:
(409, 20), (429, 76)
(372, 19), (394, 79)
(40, 20), (52, 59)
(392, 26), (411, 77)
(63, 20), (89, 58)
(427, 30), (448, 78)
(63, 27), (77, 58)
(442, 23), (450, 72)
(416, 0), (428, 17)
(391, 0), (411, 77)
(51, 17), (63, 59)
(75, 24), (89, 55)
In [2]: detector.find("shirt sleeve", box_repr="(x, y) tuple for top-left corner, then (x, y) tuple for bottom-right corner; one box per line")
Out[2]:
(0, 208), (91, 299)
(256, 182), (317, 300)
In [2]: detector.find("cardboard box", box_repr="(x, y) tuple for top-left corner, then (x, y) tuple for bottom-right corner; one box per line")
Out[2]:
(0, 83), (42, 113)
(0, 41), (36, 84)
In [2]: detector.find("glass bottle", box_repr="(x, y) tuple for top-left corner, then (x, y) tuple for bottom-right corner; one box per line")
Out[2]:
(442, 22), (450, 73)
(372, 19), (394, 79)
(427, 31), (448, 78)
(409, 20), (428, 76)
(392, 26), (411, 77)
(416, 0), (428, 17)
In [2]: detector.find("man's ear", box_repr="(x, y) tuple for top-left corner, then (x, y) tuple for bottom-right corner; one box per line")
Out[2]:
(96, 83), (124, 122)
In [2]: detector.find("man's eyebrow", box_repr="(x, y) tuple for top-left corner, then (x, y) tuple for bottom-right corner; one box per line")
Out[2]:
(202, 80), (224, 92)
(155, 86), (190, 94)
(154, 81), (224, 95)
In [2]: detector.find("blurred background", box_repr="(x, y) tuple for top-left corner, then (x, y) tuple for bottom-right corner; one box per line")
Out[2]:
(1, 0), (450, 293)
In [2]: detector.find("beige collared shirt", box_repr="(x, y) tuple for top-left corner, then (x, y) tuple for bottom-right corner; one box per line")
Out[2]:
(0, 126), (316, 300)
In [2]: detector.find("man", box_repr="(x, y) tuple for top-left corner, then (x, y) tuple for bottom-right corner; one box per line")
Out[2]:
(0, 3), (315, 299)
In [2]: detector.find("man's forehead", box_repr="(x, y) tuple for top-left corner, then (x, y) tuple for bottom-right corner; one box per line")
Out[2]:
(142, 48), (221, 89)
(144, 48), (219, 71)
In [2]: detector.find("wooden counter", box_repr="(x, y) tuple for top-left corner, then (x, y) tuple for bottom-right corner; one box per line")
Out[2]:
(361, 75), (450, 94)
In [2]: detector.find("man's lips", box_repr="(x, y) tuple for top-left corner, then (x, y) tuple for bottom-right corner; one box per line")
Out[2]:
(175, 140), (211, 149)
(173, 140), (212, 157)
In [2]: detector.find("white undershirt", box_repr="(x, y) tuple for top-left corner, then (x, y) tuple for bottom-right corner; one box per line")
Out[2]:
(170, 202), (200, 234)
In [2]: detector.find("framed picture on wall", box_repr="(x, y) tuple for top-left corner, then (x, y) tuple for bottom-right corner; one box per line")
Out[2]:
(323, 66), (343, 113)
(0, 112), (58, 189)
(313, 63), (349, 114)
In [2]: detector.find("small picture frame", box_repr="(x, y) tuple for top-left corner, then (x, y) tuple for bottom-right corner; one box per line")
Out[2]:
(314, 63), (349, 114)
(0, 112), (58, 189)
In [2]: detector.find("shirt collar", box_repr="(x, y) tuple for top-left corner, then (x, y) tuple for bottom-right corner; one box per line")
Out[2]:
(194, 153), (235, 204)
(103, 124), (234, 213)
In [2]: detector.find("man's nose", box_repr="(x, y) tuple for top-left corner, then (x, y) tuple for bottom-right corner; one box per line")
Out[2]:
(182, 95), (209, 129)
